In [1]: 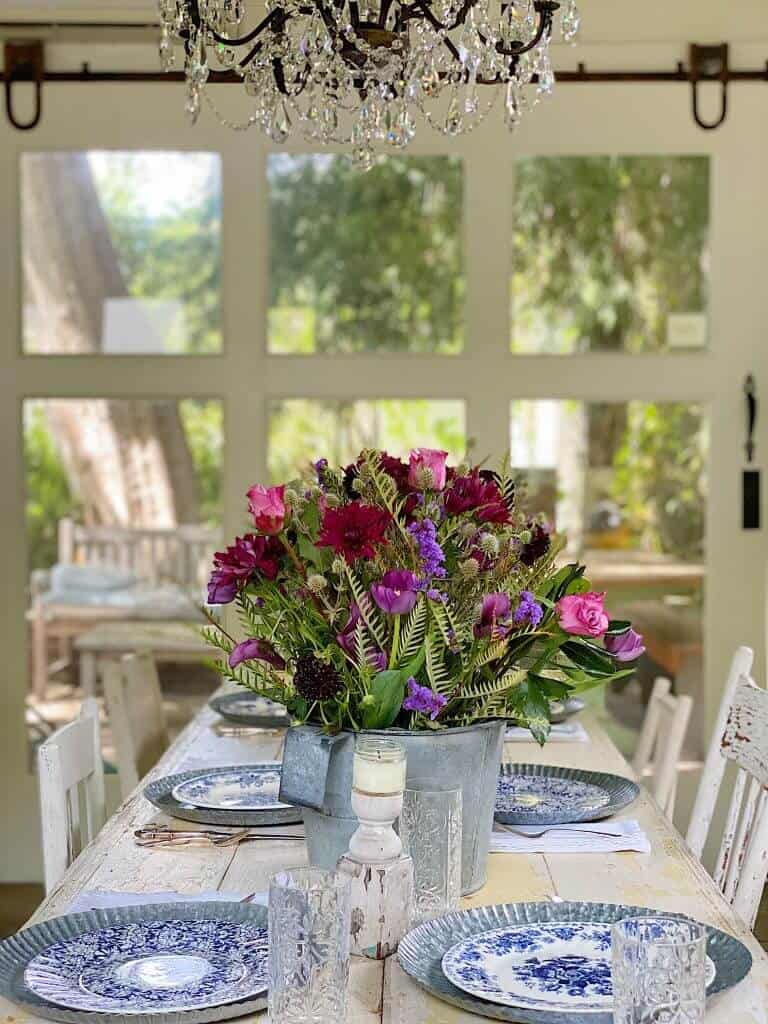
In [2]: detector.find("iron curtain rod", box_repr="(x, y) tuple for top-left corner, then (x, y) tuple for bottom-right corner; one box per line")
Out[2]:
(2, 30), (766, 130)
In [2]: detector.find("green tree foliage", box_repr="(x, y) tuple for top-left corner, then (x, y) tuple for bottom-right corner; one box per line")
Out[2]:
(25, 404), (81, 570)
(513, 157), (710, 559)
(268, 154), (464, 354)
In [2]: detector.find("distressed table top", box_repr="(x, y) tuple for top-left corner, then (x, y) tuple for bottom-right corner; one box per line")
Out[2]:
(9, 702), (768, 1024)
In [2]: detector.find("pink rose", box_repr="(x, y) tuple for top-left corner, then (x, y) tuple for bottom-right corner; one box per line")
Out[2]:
(556, 591), (610, 638)
(408, 448), (448, 491)
(247, 484), (287, 535)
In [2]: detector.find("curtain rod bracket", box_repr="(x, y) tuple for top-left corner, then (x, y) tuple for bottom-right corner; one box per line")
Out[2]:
(4, 39), (44, 130)
(690, 43), (729, 130)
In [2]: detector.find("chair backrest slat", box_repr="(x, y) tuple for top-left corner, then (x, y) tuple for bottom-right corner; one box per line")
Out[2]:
(686, 645), (754, 859)
(686, 648), (768, 928)
(37, 698), (106, 894)
(103, 652), (169, 800)
(632, 677), (692, 819)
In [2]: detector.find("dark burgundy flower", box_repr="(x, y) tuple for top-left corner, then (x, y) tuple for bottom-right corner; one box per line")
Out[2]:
(293, 653), (343, 701)
(317, 501), (392, 564)
(379, 452), (411, 493)
(474, 593), (512, 638)
(520, 523), (551, 567)
(229, 639), (286, 671)
(207, 533), (283, 604)
(444, 471), (510, 524)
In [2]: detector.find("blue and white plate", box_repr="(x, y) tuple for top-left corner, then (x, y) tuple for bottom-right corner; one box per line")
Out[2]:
(0, 902), (271, 1024)
(209, 693), (290, 728)
(24, 918), (268, 1014)
(171, 766), (290, 812)
(442, 921), (716, 1013)
(496, 764), (640, 826)
(398, 901), (752, 1024)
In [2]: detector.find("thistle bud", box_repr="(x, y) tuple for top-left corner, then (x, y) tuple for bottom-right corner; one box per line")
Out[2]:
(459, 521), (478, 540)
(519, 529), (532, 545)
(458, 557), (480, 580)
(479, 533), (500, 557)
(307, 573), (328, 593)
(283, 487), (300, 508)
(332, 557), (347, 575)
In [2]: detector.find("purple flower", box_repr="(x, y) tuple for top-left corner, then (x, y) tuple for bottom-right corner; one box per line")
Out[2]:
(408, 518), (446, 581)
(513, 590), (544, 628)
(605, 628), (646, 662)
(475, 593), (512, 638)
(229, 638), (286, 671)
(371, 570), (419, 615)
(336, 603), (388, 669)
(314, 458), (329, 487)
(402, 677), (447, 720)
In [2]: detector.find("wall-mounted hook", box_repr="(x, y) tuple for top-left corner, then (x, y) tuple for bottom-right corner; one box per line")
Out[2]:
(690, 43), (729, 130)
(3, 41), (44, 131)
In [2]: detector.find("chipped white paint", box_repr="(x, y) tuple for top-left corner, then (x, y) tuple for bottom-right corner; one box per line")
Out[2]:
(37, 698), (106, 894)
(631, 676), (693, 819)
(11, 696), (768, 1024)
(338, 853), (414, 960)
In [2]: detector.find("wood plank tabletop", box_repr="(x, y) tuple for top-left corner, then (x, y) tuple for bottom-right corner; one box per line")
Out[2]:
(8, 699), (768, 1023)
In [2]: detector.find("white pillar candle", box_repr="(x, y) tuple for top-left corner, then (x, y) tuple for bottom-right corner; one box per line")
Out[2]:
(352, 738), (407, 796)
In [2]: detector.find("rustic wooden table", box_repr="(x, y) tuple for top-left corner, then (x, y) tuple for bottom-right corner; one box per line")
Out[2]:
(12, 703), (768, 1023)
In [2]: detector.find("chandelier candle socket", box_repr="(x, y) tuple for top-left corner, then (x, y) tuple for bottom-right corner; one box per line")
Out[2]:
(157, 0), (580, 166)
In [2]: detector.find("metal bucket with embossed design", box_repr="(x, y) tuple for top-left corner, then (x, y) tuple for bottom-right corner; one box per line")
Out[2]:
(279, 720), (505, 895)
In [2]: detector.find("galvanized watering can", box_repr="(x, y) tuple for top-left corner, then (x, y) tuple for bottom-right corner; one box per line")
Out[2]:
(279, 719), (506, 894)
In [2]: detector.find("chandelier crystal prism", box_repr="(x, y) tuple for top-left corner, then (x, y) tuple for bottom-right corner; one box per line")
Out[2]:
(158, 0), (579, 166)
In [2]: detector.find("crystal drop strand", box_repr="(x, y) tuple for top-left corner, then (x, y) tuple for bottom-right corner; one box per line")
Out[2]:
(445, 91), (463, 135)
(504, 79), (522, 131)
(269, 98), (292, 143)
(352, 145), (375, 171)
(561, 0), (580, 41)
(159, 25), (176, 70)
(535, 44), (555, 96)
(185, 84), (201, 123)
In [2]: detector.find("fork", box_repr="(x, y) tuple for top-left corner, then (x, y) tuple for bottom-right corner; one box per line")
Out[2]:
(496, 823), (622, 839)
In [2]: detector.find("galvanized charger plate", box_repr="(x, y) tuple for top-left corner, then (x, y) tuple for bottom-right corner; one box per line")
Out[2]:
(145, 764), (303, 827)
(209, 693), (290, 728)
(496, 763), (640, 826)
(0, 902), (270, 1024)
(397, 901), (752, 1024)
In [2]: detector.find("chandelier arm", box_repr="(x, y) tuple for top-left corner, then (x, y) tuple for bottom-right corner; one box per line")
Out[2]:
(407, 2), (462, 61)
(495, 5), (555, 57)
(197, 5), (284, 48)
(378, 0), (395, 28)
(401, 0), (482, 33)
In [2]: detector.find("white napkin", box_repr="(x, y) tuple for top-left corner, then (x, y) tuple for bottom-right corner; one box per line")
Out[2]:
(505, 721), (589, 743)
(490, 819), (650, 854)
(66, 890), (268, 915)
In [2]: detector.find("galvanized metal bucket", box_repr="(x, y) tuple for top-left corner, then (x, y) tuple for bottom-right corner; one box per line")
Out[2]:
(279, 720), (506, 895)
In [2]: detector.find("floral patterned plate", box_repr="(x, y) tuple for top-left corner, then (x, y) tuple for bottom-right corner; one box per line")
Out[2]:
(441, 921), (715, 1013)
(495, 764), (640, 826)
(209, 693), (290, 728)
(171, 766), (291, 812)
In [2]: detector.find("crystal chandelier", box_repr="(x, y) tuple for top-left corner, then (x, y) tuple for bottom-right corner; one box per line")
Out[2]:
(158, 0), (579, 167)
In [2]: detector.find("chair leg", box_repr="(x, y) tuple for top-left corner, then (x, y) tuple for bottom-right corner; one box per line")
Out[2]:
(31, 604), (49, 699)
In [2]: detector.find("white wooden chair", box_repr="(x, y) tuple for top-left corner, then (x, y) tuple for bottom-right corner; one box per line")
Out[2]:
(103, 652), (169, 799)
(685, 646), (768, 927)
(632, 676), (693, 819)
(37, 697), (106, 894)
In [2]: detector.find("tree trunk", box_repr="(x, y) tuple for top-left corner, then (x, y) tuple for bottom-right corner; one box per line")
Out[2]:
(22, 152), (200, 527)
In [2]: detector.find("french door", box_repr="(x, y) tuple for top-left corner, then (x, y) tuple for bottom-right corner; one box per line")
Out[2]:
(1, 73), (766, 881)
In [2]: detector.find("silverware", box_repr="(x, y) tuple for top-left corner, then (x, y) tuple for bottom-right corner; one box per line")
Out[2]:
(213, 724), (286, 738)
(495, 823), (621, 839)
(134, 826), (304, 848)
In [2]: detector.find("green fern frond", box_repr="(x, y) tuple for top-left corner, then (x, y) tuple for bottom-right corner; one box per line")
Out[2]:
(453, 668), (526, 701)
(344, 565), (388, 648)
(425, 634), (451, 693)
(430, 600), (469, 662)
(474, 638), (509, 668)
(398, 599), (428, 663)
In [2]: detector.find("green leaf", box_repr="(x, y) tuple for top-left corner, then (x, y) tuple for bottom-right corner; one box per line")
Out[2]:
(606, 619), (632, 636)
(561, 640), (616, 676)
(540, 563), (585, 603)
(527, 672), (572, 700)
(569, 667), (636, 693)
(360, 669), (408, 729)
(508, 679), (550, 746)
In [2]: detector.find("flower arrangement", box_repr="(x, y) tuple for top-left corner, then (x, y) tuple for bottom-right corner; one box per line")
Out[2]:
(204, 448), (644, 742)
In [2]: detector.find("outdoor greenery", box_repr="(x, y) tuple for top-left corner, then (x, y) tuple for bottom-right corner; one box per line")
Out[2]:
(512, 156), (710, 560)
(24, 404), (80, 570)
(268, 154), (464, 354)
